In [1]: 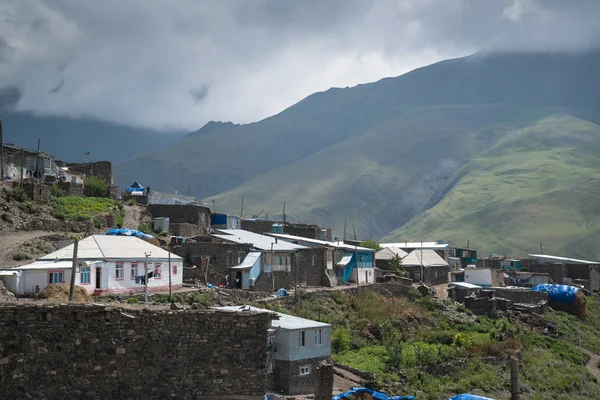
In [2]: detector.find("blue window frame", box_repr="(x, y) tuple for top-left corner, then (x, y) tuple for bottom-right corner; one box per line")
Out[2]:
(80, 267), (91, 285)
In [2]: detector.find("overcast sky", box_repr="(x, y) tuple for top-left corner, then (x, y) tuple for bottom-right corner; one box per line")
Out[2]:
(1, 0), (599, 131)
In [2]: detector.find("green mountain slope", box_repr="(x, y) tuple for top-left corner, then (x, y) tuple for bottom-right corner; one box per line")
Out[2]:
(116, 50), (600, 258)
(383, 114), (600, 259)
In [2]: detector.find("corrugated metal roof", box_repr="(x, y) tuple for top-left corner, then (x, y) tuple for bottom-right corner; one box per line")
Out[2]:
(213, 230), (307, 251)
(381, 242), (449, 249)
(402, 249), (449, 267)
(529, 254), (599, 264)
(216, 305), (330, 330)
(38, 235), (182, 261)
(231, 251), (261, 270)
(376, 247), (408, 260)
(267, 233), (374, 252)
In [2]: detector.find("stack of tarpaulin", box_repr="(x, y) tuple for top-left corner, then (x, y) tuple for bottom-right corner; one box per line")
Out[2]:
(448, 395), (495, 400)
(105, 228), (161, 247)
(332, 387), (414, 400)
(531, 283), (587, 318)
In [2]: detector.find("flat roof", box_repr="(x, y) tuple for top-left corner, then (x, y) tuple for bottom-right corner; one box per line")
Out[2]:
(214, 230), (307, 251)
(267, 233), (374, 252)
(215, 305), (330, 330)
(450, 282), (482, 289)
(529, 254), (599, 265)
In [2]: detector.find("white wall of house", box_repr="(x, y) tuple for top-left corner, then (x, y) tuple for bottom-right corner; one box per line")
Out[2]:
(275, 326), (332, 362)
(464, 269), (492, 287)
(350, 267), (374, 284)
(18, 268), (72, 296)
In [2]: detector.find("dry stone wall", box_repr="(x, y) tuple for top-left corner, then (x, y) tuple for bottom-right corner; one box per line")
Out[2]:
(0, 303), (273, 399)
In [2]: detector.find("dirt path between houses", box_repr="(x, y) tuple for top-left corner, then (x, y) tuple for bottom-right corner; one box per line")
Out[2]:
(581, 347), (600, 382)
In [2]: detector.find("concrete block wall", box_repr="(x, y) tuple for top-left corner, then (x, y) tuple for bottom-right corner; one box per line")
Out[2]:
(0, 304), (273, 399)
(148, 204), (211, 235)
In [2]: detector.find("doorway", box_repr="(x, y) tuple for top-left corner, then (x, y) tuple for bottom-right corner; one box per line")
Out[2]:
(235, 271), (242, 289)
(95, 268), (101, 289)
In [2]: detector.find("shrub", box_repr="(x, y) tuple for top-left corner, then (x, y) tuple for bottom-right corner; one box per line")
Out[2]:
(360, 240), (382, 251)
(127, 199), (136, 206)
(93, 218), (103, 229)
(7, 186), (28, 202)
(193, 293), (212, 306)
(126, 297), (139, 304)
(50, 185), (64, 198)
(456, 304), (467, 313)
(84, 176), (109, 198)
(12, 252), (32, 261)
(138, 223), (153, 234)
(332, 326), (352, 353)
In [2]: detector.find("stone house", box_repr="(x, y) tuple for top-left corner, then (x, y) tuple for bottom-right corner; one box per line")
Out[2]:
(148, 204), (212, 237)
(375, 246), (408, 270)
(380, 241), (449, 261)
(528, 254), (600, 290)
(2, 235), (183, 296)
(217, 305), (332, 396)
(267, 233), (375, 285)
(212, 229), (307, 290)
(2, 143), (57, 180)
(401, 249), (449, 285)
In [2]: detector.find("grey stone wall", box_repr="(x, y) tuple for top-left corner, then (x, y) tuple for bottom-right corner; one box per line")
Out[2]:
(525, 263), (567, 283)
(404, 265), (447, 285)
(170, 222), (202, 237)
(314, 361), (334, 400)
(270, 356), (330, 395)
(295, 248), (333, 287)
(0, 304), (273, 399)
(175, 242), (252, 284)
(241, 219), (276, 234)
(493, 288), (547, 304)
(64, 161), (114, 185)
(57, 181), (84, 197)
(21, 182), (50, 204)
(148, 204), (211, 234)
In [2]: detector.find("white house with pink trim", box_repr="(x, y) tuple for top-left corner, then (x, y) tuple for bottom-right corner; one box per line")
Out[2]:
(2, 235), (183, 296)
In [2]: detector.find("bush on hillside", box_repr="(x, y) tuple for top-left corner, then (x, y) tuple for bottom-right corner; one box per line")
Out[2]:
(7, 186), (28, 202)
(84, 176), (109, 198)
(360, 240), (382, 251)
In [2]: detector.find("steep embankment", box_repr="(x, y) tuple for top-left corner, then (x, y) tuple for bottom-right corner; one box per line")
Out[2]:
(384, 113), (600, 259)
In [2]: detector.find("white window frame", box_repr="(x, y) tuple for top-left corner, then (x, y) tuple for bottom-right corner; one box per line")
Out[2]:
(299, 366), (310, 376)
(315, 328), (322, 346)
(115, 263), (124, 280)
(298, 330), (306, 347)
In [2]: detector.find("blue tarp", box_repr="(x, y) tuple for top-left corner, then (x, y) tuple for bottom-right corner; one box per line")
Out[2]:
(276, 288), (289, 297)
(105, 228), (155, 241)
(332, 387), (414, 400)
(530, 283), (580, 304)
(449, 395), (495, 400)
(126, 181), (145, 193)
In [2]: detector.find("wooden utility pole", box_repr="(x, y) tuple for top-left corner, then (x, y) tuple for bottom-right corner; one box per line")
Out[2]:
(240, 196), (244, 219)
(144, 252), (150, 303)
(282, 202), (286, 232)
(212, 199), (216, 213)
(353, 225), (356, 241)
(168, 247), (172, 302)
(68, 240), (79, 303)
(510, 357), (520, 400)
(35, 139), (40, 177)
(0, 120), (4, 180)
(540, 242), (544, 255)
(343, 219), (347, 242)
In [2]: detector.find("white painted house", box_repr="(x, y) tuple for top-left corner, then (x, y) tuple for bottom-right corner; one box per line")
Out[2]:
(217, 305), (331, 395)
(2, 235), (183, 296)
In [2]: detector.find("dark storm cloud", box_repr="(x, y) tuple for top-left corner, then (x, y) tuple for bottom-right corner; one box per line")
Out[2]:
(0, 0), (598, 130)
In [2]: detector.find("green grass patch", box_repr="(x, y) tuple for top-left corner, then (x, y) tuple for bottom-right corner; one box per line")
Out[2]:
(51, 196), (124, 225)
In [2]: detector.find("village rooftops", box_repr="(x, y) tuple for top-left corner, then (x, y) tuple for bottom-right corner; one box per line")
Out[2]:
(37, 235), (182, 262)
(266, 233), (374, 252)
(216, 305), (330, 330)
(375, 246), (409, 260)
(380, 242), (449, 250)
(213, 229), (307, 251)
(529, 254), (599, 265)
(402, 249), (449, 267)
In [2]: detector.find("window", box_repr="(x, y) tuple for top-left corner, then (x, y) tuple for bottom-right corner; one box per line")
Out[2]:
(172, 264), (178, 275)
(238, 251), (245, 264)
(267, 362), (273, 374)
(154, 263), (162, 279)
(48, 271), (64, 284)
(299, 366), (310, 376)
(115, 263), (124, 280)
(279, 256), (283, 265)
(131, 263), (138, 280)
(315, 328), (322, 345)
(80, 267), (91, 285)
(298, 330), (306, 347)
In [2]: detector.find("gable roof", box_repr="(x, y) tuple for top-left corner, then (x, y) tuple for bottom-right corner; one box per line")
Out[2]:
(402, 249), (449, 267)
(38, 235), (181, 261)
(267, 233), (375, 252)
(381, 242), (449, 250)
(213, 229), (307, 251)
(376, 247), (408, 260)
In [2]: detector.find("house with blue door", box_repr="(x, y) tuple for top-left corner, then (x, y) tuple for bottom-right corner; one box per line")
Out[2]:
(267, 233), (375, 284)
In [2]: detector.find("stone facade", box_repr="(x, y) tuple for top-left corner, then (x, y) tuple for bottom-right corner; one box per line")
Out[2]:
(175, 242), (253, 284)
(404, 265), (448, 285)
(492, 288), (547, 304)
(21, 181), (50, 204)
(57, 181), (84, 197)
(295, 248), (334, 287)
(314, 361), (334, 400)
(269, 356), (330, 395)
(64, 161), (114, 185)
(170, 222), (202, 237)
(148, 204), (211, 235)
(0, 304), (273, 399)
(241, 219), (276, 235)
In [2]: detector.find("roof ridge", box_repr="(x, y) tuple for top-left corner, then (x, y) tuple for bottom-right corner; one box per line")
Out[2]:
(92, 235), (107, 259)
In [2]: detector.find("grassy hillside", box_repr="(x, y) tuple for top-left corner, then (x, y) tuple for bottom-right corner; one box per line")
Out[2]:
(258, 289), (600, 399)
(383, 114), (600, 259)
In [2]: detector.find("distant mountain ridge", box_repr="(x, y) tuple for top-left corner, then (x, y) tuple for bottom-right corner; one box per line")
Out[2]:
(99, 50), (600, 258)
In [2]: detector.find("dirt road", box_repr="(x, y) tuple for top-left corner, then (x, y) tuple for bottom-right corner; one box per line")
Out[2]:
(581, 347), (600, 382)
(123, 204), (146, 229)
